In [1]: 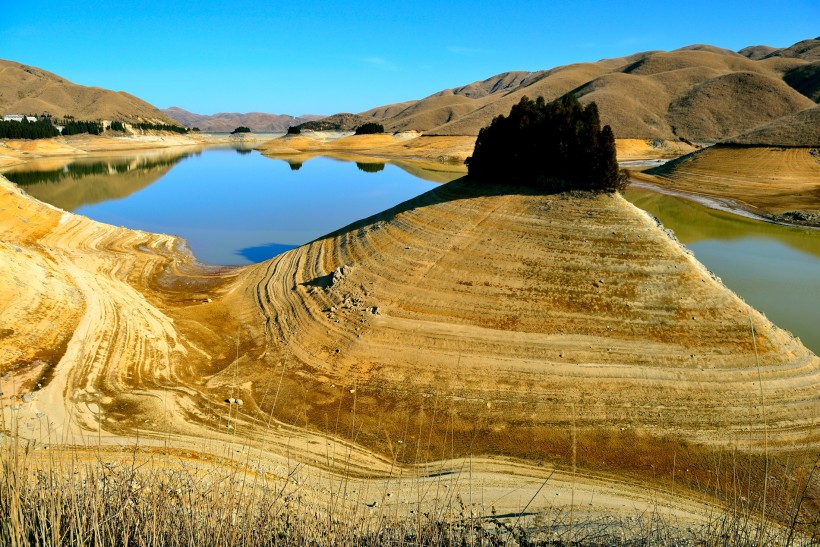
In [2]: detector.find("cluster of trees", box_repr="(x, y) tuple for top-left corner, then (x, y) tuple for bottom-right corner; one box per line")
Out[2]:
(287, 126), (301, 135)
(231, 126), (251, 134)
(354, 122), (384, 135)
(61, 119), (103, 136)
(466, 94), (627, 193)
(0, 117), (59, 139)
(0, 116), (189, 139)
(132, 122), (188, 134)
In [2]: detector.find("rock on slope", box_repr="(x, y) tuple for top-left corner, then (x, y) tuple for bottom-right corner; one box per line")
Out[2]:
(0, 59), (178, 124)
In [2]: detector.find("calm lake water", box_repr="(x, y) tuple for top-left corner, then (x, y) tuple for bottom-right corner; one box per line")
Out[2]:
(4, 147), (818, 354)
(5, 147), (457, 265)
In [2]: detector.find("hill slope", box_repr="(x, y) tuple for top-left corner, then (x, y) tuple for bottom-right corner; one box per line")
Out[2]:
(163, 107), (324, 132)
(2, 170), (819, 522)
(339, 38), (819, 142)
(0, 59), (178, 124)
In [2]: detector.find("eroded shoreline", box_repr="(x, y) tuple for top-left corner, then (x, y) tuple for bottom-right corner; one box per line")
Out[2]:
(1, 134), (819, 531)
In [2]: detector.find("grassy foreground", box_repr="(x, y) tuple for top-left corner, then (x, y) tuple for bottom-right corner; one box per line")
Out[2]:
(1, 434), (817, 546)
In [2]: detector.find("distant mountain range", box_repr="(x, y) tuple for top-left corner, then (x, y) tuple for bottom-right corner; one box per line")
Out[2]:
(304, 37), (820, 145)
(0, 59), (178, 125)
(162, 107), (324, 133)
(3, 37), (818, 146)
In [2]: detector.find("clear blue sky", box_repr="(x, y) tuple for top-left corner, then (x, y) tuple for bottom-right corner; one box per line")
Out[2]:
(2, 1), (817, 116)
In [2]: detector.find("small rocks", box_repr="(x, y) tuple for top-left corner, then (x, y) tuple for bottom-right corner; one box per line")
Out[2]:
(331, 264), (352, 286)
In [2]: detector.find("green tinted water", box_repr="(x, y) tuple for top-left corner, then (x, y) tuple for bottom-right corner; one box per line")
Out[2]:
(625, 186), (819, 354)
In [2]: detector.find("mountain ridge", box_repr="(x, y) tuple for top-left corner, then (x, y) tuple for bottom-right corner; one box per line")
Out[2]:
(162, 106), (324, 132)
(298, 37), (819, 143)
(0, 59), (178, 125)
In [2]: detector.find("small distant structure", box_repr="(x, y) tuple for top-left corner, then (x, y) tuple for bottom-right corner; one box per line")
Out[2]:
(3, 114), (37, 122)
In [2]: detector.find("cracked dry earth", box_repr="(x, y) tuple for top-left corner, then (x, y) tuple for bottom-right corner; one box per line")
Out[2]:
(1, 174), (819, 526)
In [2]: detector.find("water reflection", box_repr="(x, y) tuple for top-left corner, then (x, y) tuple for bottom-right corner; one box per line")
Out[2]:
(3, 150), (196, 211)
(356, 162), (385, 173)
(5, 148), (441, 267)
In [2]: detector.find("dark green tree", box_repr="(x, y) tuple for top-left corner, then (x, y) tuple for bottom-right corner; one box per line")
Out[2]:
(132, 122), (188, 134)
(466, 94), (627, 192)
(0, 117), (59, 139)
(354, 122), (384, 135)
(61, 119), (104, 136)
(287, 126), (301, 134)
(231, 126), (251, 134)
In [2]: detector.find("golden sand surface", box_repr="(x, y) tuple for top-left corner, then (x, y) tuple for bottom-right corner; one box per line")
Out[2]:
(1, 165), (818, 523)
(634, 146), (820, 222)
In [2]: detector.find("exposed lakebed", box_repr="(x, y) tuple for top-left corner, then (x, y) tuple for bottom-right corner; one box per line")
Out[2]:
(4, 146), (818, 354)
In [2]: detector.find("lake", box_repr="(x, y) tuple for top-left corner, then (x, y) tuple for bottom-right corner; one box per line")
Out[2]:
(5, 147), (457, 265)
(4, 147), (818, 354)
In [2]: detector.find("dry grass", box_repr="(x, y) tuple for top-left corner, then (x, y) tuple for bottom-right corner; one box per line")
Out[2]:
(726, 106), (820, 147)
(1, 426), (817, 546)
(356, 39), (817, 142)
(0, 60), (176, 124)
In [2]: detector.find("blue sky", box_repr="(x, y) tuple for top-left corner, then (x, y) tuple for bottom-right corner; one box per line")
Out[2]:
(2, 1), (817, 116)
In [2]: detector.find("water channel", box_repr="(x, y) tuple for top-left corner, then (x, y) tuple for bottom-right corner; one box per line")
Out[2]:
(4, 146), (818, 354)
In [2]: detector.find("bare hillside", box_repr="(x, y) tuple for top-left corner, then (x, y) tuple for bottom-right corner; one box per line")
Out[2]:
(350, 38), (819, 143)
(0, 59), (178, 124)
(725, 105), (820, 146)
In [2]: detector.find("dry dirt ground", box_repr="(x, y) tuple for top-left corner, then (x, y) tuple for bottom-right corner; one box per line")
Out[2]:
(0, 132), (270, 170)
(634, 145), (820, 225)
(257, 132), (698, 166)
(1, 136), (819, 532)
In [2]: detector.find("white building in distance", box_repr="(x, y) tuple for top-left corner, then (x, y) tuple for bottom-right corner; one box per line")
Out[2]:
(3, 115), (38, 122)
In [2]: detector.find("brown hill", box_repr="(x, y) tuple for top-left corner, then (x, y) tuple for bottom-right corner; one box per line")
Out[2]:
(297, 112), (370, 131)
(738, 45), (779, 60)
(762, 37), (820, 61)
(349, 38), (818, 143)
(637, 144), (820, 223)
(666, 71), (814, 141)
(724, 105), (820, 146)
(783, 62), (820, 102)
(162, 106), (324, 132)
(0, 59), (177, 124)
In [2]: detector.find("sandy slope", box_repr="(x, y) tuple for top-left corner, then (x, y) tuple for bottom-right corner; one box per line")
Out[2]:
(635, 146), (820, 224)
(1, 166), (818, 525)
(257, 132), (477, 163)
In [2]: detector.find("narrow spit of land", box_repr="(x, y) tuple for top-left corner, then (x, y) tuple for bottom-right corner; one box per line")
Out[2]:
(2, 155), (819, 530)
